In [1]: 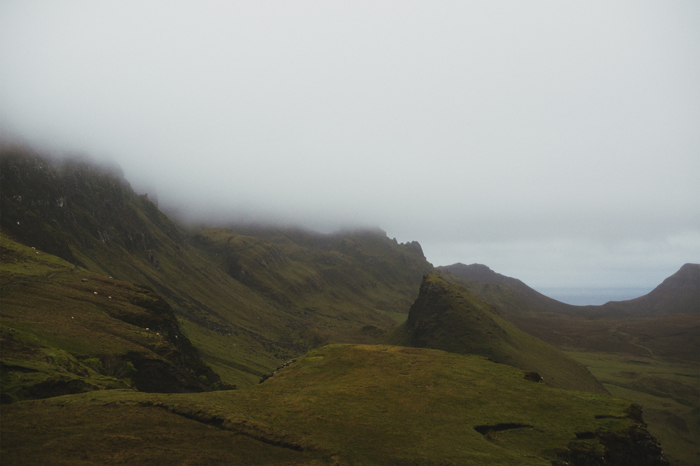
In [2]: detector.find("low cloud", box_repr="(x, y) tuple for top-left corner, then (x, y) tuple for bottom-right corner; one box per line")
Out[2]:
(1, 1), (698, 289)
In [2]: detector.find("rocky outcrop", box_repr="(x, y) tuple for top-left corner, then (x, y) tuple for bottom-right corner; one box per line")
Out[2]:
(0, 146), (183, 265)
(259, 359), (296, 384)
(392, 274), (608, 393)
(557, 406), (668, 466)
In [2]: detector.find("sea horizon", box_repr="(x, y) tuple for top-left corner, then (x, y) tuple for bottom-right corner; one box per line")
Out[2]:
(536, 287), (654, 306)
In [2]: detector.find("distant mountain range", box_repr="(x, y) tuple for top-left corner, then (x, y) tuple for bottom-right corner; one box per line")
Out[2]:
(438, 262), (700, 362)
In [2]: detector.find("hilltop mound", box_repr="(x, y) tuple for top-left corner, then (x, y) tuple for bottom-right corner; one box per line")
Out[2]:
(388, 274), (606, 393)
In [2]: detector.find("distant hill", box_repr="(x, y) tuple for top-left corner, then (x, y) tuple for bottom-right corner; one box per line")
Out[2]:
(388, 274), (606, 393)
(436, 263), (579, 315)
(597, 263), (699, 316)
(438, 262), (700, 362)
(438, 262), (699, 316)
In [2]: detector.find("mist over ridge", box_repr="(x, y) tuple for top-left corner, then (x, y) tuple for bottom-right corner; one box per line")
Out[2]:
(1, 1), (698, 289)
(1, 117), (697, 464)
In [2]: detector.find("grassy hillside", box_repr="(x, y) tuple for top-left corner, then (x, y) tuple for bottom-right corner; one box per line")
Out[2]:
(1, 345), (667, 465)
(193, 226), (428, 327)
(0, 147), (677, 464)
(596, 263), (699, 316)
(439, 263), (700, 464)
(0, 147), (432, 387)
(0, 232), (222, 403)
(388, 274), (606, 394)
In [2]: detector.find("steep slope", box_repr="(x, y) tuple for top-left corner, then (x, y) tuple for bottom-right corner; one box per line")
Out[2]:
(389, 273), (606, 393)
(1, 345), (669, 466)
(1, 146), (432, 387)
(1, 146), (290, 386)
(194, 226), (430, 326)
(1, 232), (223, 403)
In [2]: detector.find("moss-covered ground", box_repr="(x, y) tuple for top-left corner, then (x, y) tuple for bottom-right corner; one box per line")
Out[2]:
(2, 345), (645, 466)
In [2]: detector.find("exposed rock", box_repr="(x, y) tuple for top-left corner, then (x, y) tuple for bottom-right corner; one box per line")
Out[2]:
(259, 360), (296, 384)
(558, 405), (669, 466)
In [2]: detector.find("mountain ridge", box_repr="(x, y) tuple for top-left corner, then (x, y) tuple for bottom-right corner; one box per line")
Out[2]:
(438, 262), (699, 316)
(438, 262), (700, 363)
(0, 146), (434, 388)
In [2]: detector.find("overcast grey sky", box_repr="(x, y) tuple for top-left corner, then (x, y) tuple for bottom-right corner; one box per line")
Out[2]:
(1, 1), (699, 293)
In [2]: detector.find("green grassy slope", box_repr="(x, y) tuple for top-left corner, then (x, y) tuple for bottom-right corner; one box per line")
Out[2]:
(0, 233), (222, 403)
(437, 262), (699, 317)
(1, 147), (432, 388)
(0, 148), (674, 464)
(1, 345), (667, 466)
(194, 226), (428, 327)
(506, 312), (700, 363)
(439, 263), (700, 464)
(388, 273), (607, 394)
(437, 263), (579, 315)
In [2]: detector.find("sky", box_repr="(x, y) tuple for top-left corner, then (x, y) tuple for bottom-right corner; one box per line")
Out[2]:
(1, 1), (699, 295)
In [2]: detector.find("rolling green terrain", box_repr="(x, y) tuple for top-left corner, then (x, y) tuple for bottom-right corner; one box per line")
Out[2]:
(438, 262), (700, 465)
(1, 345), (667, 465)
(0, 147), (689, 464)
(437, 263), (699, 362)
(565, 352), (700, 466)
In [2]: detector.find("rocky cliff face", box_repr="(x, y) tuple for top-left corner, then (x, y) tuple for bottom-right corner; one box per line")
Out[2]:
(1, 147), (226, 396)
(0, 146), (181, 266)
(556, 405), (669, 466)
